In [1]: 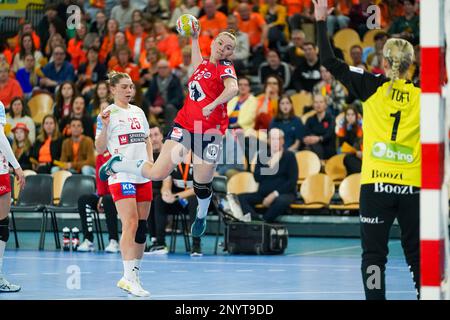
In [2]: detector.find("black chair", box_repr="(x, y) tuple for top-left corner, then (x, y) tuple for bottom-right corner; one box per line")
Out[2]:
(168, 209), (191, 253)
(10, 174), (54, 249)
(44, 175), (96, 250)
(211, 175), (230, 255)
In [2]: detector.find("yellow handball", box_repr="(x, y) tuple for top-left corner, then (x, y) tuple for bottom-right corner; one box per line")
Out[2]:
(176, 14), (200, 37)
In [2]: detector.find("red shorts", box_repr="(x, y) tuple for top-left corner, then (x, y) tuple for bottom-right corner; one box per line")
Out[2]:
(109, 181), (153, 203)
(0, 173), (11, 196)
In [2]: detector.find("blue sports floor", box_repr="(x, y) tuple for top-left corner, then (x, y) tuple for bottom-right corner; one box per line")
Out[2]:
(1, 232), (417, 300)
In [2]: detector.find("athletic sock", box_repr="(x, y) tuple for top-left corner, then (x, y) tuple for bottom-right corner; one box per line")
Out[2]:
(112, 159), (147, 177)
(123, 260), (135, 281)
(196, 195), (212, 219)
(0, 240), (5, 275)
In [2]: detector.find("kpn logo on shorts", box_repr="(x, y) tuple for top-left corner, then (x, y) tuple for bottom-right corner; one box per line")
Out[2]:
(371, 142), (414, 163)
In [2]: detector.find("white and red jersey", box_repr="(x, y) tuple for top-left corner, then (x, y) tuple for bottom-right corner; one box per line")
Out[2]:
(96, 103), (150, 185)
(0, 101), (20, 174)
(0, 101), (8, 174)
(174, 59), (237, 135)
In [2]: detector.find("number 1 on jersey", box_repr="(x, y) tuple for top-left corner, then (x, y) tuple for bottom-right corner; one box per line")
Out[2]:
(390, 111), (401, 141)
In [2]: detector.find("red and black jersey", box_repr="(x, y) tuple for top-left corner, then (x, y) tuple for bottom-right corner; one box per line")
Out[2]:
(174, 59), (237, 134)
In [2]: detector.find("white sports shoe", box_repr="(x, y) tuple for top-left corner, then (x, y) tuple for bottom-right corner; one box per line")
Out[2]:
(77, 239), (94, 252)
(105, 239), (120, 253)
(0, 277), (21, 292)
(117, 274), (150, 297)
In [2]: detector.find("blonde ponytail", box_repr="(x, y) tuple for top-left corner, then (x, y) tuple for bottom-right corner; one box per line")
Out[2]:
(383, 38), (414, 94)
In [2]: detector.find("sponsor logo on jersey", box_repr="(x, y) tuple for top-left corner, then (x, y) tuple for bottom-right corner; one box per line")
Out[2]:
(120, 183), (136, 196)
(118, 132), (146, 145)
(371, 142), (414, 164)
(224, 68), (233, 75)
(203, 72), (211, 79)
(170, 127), (183, 141)
(374, 183), (415, 194)
(360, 216), (384, 224)
(205, 143), (220, 160)
(220, 60), (232, 66)
(371, 169), (403, 180)
(189, 80), (206, 102)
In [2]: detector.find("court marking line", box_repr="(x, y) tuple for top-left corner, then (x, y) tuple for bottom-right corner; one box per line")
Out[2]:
(288, 245), (362, 256)
(3, 255), (409, 270)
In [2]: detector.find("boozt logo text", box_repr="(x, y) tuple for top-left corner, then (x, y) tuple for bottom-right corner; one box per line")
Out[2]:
(371, 169), (403, 180)
(371, 142), (414, 164)
(360, 216), (384, 224)
(374, 183), (414, 194)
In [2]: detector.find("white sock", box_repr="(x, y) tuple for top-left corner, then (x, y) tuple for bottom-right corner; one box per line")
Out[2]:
(196, 195), (212, 219)
(123, 260), (135, 280)
(0, 240), (6, 275)
(133, 258), (141, 272)
(112, 159), (146, 177)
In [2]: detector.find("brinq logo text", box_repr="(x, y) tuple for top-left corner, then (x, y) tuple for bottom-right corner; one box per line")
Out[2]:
(371, 142), (414, 163)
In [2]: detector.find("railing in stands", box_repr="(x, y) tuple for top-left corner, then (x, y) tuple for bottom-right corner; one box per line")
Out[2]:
(0, 16), (21, 38)
(26, 2), (45, 28)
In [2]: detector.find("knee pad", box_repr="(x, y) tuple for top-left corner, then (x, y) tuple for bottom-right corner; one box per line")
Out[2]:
(0, 217), (9, 242)
(135, 220), (148, 244)
(193, 181), (212, 199)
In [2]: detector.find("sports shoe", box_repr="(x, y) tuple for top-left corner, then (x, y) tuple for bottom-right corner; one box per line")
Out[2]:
(0, 277), (21, 292)
(117, 275), (150, 297)
(190, 238), (203, 257)
(77, 239), (94, 252)
(99, 154), (123, 181)
(105, 239), (120, 253)
(191, 215), (207, 238)
(145, 244), (168, 255)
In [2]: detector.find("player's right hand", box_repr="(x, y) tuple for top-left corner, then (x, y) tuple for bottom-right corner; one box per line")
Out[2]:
(101, 110), (111, 127)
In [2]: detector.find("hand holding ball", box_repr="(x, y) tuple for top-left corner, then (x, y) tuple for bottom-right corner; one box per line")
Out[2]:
(176, 14), (200, 37)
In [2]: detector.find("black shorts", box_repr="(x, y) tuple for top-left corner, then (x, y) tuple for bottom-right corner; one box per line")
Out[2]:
(165, 123), (223, 164)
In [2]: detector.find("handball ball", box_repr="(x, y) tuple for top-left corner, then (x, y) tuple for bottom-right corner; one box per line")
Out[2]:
(176, 14), (200, 37)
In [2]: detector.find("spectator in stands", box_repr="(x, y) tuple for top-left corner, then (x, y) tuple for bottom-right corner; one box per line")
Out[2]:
(37, 3), (66, 51)
(350, 45), (367, 70)
(143, 0), (170, 21)
(269, 95), (304, 152)
(148, 151), (203, 256)
(12, 33), (44, 73)
(388, 0), (419, 45)
(290, 42), (321, 93)
(326, 1), (350, 35)
(58, 118), (95, 175)
(40, 45), (76, 94)
(154, 21), (182, 69)
(227, 14), (250, 74)
(90, 10), (108, 38)
(348, 0), (373, 38)
(111, 45), (140, 83)
(53, 81), (78, 126)
(366, 32), (390, 74)
(15, 54), (40, 99)
(168, 0), (201, 29)
(106, 31), (128, 69)
(174, 45), (195, 91)
(0, 39), (13, 66)
(336, 104), (362, 175)
(77, 151), (120, 253)
(139, 47), (163, 87)
(145, 59), (184, 128)
(87, 81), (110, 120)
(284, 29), (306, 68)
(313, 66), (347, 116)
(138, 36), (157, 70)
(238, 128), (298, 222)
(44, 33), (65, 60)
(227, 76), (258, 130)
(11, 21), (41, 55)
(77, 46), (108, 96)
(147, 125), (164, 249)
(31, 114), (62, 174)
(100, 19), (120, 63)
(258, 50), (291, 90)
(68, 22), (88, 70)
(60, 96), (95, 139)
(235, 2), (268, 72)
(255, 75), (283, 130)
(126, 20), (148, 64)
(259, 0), (289, 50)
(198, 0), (228, 57)
(303, 94), (336, 160)
(110, 0), (137, 31)
(0, 63), (23, 109)
(6, 97), (35, 144)
(11, 123), (32, 171)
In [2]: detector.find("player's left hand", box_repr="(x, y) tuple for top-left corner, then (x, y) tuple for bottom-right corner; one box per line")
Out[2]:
(14, 167), (25, 190)
(312, 0), (334, 21)
(202, 104), (215, 118)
